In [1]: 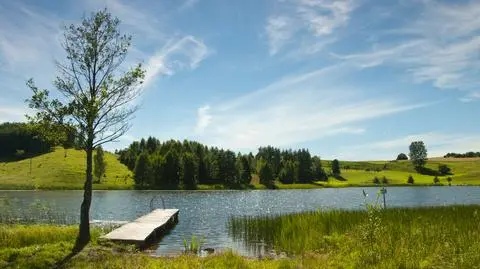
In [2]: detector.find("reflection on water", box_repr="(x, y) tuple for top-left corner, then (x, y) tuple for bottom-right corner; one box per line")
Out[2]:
(1, 187), (480, 256)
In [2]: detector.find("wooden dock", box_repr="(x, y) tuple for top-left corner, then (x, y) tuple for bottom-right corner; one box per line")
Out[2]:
(103, 209), (179, 245)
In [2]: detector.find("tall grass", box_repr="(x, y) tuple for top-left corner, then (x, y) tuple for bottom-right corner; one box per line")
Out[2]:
(0, 224), (105, 269)
(183, 235), (204, 254)
(0, 225), (105, 249)
(67, 250), (314, 269)
(0, 198), (75, 224)
(0, 225), (76, 249)
(229, 205), (480, 268)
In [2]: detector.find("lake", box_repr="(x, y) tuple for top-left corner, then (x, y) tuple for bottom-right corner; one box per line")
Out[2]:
(1, 187), (480, 256)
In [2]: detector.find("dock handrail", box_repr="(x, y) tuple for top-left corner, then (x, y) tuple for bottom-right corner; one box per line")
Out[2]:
(149, 195), (166, 210)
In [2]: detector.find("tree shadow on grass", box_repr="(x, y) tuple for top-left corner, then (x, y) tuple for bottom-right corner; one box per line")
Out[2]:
(333, 175), (347, 181)
(415, 166), (441, 176)
(54, 251), (78, 269)
(265, 182), (278, 189)
(0, 151), (50, 163)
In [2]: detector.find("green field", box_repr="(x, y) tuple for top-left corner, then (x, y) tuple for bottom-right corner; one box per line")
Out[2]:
(2, 205), (479, 268)
(0, 147), (133, 190)
(1, 147), (480, 190)
(318, 158), (480, 187)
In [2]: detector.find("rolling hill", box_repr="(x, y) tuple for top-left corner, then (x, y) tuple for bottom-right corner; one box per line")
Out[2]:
(1, 147), (479, 189)
(318, 158), (480, 187)
(0, 147), (133, 190)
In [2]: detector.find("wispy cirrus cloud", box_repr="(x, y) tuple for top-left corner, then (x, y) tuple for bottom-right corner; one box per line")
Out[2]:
(85, 0), (165, 40)
(194, 105), (212, 134)
(265, 16), (295, 56)
(265, 0), (356, 56)
(193, 64), (428, 151)
(0, 0), (211, 114)
(85, 0), (211, 90)
(332, 0), (480, 101)
(142, 36), (210, 88)
(0, 1), (62, 83)
(179, 0), (200, 11)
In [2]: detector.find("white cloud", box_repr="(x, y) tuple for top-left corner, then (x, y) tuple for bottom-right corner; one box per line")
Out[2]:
(193, 64), (427, 151)
(459, 91), (480, 103)
(142, 36), (210, 88)
(179, 0), (200, 10)
(194, 105), (212, 134)
(332, 1), (480, 100)
(338, 132), (480, 160)
(0, 2), (62, 81)
(413, 0), (480, 40)
(265, 0), (356, 56)
(265, 16), (295, 55)
(297, 0), (355, 36)
(0, 106), (27, 123)
(0, 0), (210, 93)
(86, 0), (164, 40)
(84, 1), (212, 90)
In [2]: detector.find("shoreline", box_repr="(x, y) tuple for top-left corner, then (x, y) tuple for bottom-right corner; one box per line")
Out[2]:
(2, 205), (480, 268)
(0, 182), (478, 191)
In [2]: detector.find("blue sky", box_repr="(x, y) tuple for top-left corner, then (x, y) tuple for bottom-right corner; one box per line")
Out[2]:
(0, 0), (479, 160)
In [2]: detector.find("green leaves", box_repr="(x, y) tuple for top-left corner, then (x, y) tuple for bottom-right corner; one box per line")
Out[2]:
(332, 159), (341, 176)
(94, 146), (106, 183)
(409, 141), (428, 168)
(27, 9), (145, 150)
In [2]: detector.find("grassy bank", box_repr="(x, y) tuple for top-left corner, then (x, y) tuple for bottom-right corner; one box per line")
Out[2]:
(229, 205), (480, 268)
(0, 224), (105, 268)
(1, 147), (480, 190)
(1, 205), (479, 268)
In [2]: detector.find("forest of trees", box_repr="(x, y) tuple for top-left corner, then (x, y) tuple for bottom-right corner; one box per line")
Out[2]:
(444, 152), (480, 158)
(0, 122), (51, 158)
(0, 122), (79, 159)
(117, 138), (329, 189)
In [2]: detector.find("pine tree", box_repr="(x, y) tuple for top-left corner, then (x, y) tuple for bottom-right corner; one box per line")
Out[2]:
(93, 146), (106, 183)
(311, 156), (327, 181)
(164, 150), (181, 188)
(236, 155), (252, 185)
(332, 159), (341, 176)
(279, 160), (297, 184)
(257, 159), (274, 187)
(134, 153), (152, 188)
(151, 153), (166, 188)
(296, 149), (312, 182)
(181, 152), (198, 189)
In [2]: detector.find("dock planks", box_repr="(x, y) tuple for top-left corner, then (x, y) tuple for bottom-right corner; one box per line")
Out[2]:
(103, 209), (179, 244)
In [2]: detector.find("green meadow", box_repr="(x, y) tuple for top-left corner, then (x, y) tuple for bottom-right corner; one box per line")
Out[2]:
(0, 147), (133, 190)
(1, 147), (480, 190)
(319, 158), (480, 187)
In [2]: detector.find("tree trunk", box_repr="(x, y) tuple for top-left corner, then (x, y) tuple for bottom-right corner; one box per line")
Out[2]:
(73, 141), (93, 253)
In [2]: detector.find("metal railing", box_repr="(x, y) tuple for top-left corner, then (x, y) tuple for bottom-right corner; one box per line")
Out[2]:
(149, 195), (166, 211)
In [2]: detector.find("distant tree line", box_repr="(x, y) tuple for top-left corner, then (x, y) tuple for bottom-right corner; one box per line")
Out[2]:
(0, 122), (78, 159)
(444, 152), (480, 158)
(0, 122), (51, 158)
(117, 138), (329, 189)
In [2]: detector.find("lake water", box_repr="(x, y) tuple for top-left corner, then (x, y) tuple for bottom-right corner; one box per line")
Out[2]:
(1, 187), (480, 256)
